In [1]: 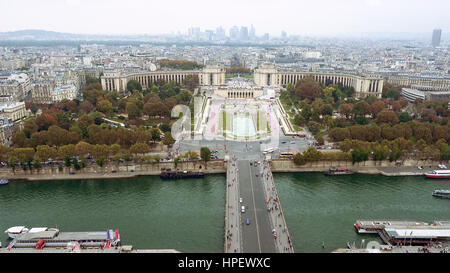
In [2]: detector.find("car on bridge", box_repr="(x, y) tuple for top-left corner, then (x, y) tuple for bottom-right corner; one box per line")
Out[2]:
(246, 218), (250, 225)
(241, 206), (246, 213)
(239, 197), (243, 203)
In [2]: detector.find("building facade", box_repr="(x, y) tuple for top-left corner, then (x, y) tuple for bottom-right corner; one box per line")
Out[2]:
(101, 65), (226, 93)
(401, 88), (450, 102)
(0, 101), (27, 122)
(385, 74), (450, 91)
(253, 64), (384, 98)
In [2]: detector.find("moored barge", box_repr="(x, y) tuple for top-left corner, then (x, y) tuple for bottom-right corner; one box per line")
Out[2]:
(379, 226), (450, 246)
(160, 170), (205, 179)
(6, 228), (120, 251)
(354, 220), (426, 234)
(324, 168), (354, 175)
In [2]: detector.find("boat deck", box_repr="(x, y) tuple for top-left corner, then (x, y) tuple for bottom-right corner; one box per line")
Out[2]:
(355, 220), (427, 233)
(15, 231), (110, 242)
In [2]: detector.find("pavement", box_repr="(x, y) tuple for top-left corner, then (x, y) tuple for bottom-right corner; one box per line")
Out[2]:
(260, 159), (294, 253)
(225, 158), (242, 253)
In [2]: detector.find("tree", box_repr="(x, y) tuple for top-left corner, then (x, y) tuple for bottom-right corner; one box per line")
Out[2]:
(376, 110), (399, 125)
(127, 80), (142, 93)
(150, 128), (161, 143)
(130, 143), (150, 155)
(35, 145), (57, 163)
(48, 125), (69, 147)
(339, 103), (353, 119)
(75, 141), (92, 157)
(294, 77), (322, 101)
(398, 112), (412, 123)
(389, 145), (402, 162)
(58, 144), (75, 159)
(159, 123), (171, 133)
(97, 99), (113, 114)
(35, 112), (58, 131)
(184, 151), (199, 161)
(302, 146), (322, 162)
(162, 132), (175, 146)
(12, 131), (27, 147)
(352, 146), (369, 164)
(370, 100), (386, 117)
(126, 101), (142, 119)
(293, 153), (306, 165)
(110, 144), (121, 155)
(353, 101), (370, 118)
(183, 74), (199, 90)
(23, 120), (38, 138)
(328, 128), (351, 142)
(80, 100), (94, 114)
(200, 147), (211, 168)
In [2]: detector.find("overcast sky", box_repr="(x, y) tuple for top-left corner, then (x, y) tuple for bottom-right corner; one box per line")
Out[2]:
(0, 0), (447, 36)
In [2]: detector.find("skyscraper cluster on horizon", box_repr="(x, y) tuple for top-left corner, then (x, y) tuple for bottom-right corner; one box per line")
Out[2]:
(186, 25), (290, 42)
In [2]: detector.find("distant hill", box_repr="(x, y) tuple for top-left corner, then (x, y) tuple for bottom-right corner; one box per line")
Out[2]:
(0, 29), (160, 41)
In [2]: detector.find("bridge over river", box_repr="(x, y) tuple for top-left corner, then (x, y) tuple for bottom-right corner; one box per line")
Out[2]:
(225, 157), (294, 253)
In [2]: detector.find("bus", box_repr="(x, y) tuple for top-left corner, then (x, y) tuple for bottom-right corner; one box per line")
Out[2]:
(263, 147), (275, 154)
(280, 152), (294, 159)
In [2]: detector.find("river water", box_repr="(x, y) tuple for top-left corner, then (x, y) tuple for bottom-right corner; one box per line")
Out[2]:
(274, 173), (450, 253)
(0, 175), (226, 253)
(0, 173), (448, 252)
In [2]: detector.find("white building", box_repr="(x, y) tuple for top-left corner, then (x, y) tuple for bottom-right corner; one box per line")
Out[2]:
(0, 101), (27, 122)
(52, 85), (77, 102)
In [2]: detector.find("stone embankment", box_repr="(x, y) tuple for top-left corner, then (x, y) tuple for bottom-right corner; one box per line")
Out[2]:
(0, 160), (226, 181)
(1, 158), (447, 181)
(270, 159), (449, 176)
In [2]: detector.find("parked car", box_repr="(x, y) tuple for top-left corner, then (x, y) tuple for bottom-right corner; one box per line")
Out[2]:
(417, 166), (424, 170)
(438, 164), (447, 169)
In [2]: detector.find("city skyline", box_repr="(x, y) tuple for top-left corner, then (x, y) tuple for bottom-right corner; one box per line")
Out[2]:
(0, 0), (448, 37)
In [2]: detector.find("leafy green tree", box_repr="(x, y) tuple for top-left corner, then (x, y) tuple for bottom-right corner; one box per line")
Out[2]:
(398, 112), (412, 123)
(293, 153), (306, 165)
(97, 99), (113, 114)
(302, 146), (322, 162)
(127, 80), (142, 92)
(163, 132), (175, 146)
(352, 146), (369, 164)
(389, 145), (403, 162)
(200, 147), (211, 168)
(150, 128), (161, 143)
(130, 143), (150, 155)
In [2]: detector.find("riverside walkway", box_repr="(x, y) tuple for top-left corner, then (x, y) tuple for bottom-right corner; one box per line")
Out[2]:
(225, 156), (293, 253)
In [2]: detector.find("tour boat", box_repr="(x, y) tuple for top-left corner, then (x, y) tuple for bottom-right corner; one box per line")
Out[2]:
(0, 179), (9, 185)
(425, 170), (450, 179)
(5, 226), (29, 239)
(432, 189), (450, 199)
(4, 226), (60, 239)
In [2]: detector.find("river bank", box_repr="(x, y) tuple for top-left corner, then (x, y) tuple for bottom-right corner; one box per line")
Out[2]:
(0, 159), (447, 181)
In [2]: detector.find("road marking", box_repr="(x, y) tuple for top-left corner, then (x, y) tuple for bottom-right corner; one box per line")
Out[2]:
(248, 161), (262, 253)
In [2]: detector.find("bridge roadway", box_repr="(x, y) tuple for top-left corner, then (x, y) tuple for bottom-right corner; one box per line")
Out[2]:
(225, 155), (293, 253)
(238, 159), (276, 253)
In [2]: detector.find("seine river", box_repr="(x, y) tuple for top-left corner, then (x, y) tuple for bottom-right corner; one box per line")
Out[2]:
(0, 173), (448, 252)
